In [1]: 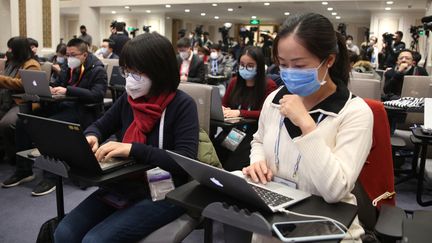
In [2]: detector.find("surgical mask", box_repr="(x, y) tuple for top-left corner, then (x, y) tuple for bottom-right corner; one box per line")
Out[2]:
(210, 52), (218, 59)
(346, 40), (353, 46)
(179, 51), (190, 60)
(280, 60), (328, 97)
(67, 57), (82, 69)
(56, 56), (65, 64)
(239, 68), (257, 80)
(101, 48), (108, 55)
(125, 74), (152, 99)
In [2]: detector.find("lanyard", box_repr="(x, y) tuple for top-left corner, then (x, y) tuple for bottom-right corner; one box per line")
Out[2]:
(158, 109), (166, 149)
(68, 64), (85, 86)
(274, 113), (324, 177)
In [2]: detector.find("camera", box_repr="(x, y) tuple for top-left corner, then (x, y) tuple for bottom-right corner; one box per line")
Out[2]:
(382, 32), (394, 46)
(337, 23), (346, 37)
(143, 25), (151, 33)
(195, 25), (204, 36)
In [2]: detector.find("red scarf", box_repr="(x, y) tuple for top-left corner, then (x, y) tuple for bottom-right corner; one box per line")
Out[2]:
(123, 92), (176, 144)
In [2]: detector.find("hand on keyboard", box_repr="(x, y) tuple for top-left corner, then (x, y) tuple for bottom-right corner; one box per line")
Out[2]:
(242, 160), (273, 184)
(95, 141), (132, 162)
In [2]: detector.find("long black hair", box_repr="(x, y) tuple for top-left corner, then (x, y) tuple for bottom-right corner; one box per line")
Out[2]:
(273, 13), (350, 86)
(6, 36), (34, 68)
(228, 46), (267, 109)
(120, 32), (180, 96)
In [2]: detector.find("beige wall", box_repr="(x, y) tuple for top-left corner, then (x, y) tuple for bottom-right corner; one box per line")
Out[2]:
(0, 0), (11, 51)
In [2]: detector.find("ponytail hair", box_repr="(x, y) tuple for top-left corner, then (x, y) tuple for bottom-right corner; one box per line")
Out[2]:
(273, 13), (350, 87)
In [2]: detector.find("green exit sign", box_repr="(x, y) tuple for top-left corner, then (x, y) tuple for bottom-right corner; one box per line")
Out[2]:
(250, 19), (260, 25)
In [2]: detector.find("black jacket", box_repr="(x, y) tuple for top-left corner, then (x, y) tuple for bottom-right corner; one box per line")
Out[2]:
(383, 65), (428, 97)
(53, 53), (108, 127)
(176, 54), (205, 83)
(110, 33), (130, 57)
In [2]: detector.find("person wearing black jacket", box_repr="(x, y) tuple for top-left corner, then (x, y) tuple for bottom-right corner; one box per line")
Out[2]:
(176, 37), (205, 83)
(1, 38), (107, 196)
(383, 49), (428, 100)
(384, 31), (406, 68)
(110, 22), (130, 57)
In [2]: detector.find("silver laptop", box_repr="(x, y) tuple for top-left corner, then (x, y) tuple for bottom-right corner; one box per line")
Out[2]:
(167, 150), (311, 212)
(210, 86), (243, 123)
(19, 69), (65, 99)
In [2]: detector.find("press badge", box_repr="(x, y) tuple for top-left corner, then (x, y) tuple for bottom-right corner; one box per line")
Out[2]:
(221, 128), (246, 151)
(146, 167), (175, 201)
(273, 176), (298, 189)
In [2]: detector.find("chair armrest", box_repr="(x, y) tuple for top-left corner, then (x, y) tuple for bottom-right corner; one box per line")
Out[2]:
(375, 204), (405, 240)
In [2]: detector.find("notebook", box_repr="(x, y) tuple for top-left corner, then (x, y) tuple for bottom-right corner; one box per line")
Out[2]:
(210, 86), (244, 123)
(18, 113), (135, 175)
(167, 150), (311, 212)
(19, 69), (65, 99)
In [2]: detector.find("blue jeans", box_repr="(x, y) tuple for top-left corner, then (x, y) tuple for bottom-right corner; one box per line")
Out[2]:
(54, 191), (185, 243)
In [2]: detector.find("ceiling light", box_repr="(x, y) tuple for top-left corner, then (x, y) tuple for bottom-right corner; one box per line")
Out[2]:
(185, 9), (190, 12)
(322, 2), (328, 5)
(327, 7), (333, 11)
(111, 11), (116, 14)
(124, 6), (130, 9)
(386, 1), (394, 4)
(251, 16), (257, 19)
(228, 8), (234, 12)
(212, 3), (218, 7)
(264, 2), (270, 6)
(284, 12), (290, 16)
(146, 10), (151, 13)
(165, 4), (171, 8)
(332, 12), (337, 15)
(336, 16), (341, 19)
(214, 16), (220, 19)
(166, 16), (171, 19)
(224, 23), (232, 28)
(385, 7), (391, 10)
(201, 13), (206, 16)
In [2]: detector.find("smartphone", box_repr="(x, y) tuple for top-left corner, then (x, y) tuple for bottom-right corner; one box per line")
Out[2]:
(272, 219), (346, 242)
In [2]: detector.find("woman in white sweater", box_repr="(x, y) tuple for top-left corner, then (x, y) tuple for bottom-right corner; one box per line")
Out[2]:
(242, 13), (373, 242)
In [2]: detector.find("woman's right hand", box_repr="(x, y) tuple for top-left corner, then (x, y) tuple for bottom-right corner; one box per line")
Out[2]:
(86, 135), (99, 153)
(242, 160), (273, 184)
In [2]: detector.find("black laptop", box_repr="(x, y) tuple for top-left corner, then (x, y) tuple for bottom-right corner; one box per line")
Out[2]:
(18, 113), (135, 175)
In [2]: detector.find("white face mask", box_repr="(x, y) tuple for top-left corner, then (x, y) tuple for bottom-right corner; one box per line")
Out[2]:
(101, 47), (108, 56)
(210, 52), (218, 59)
(125, 74), (152, 99)
(179, 51), (190, 60)
(67, 57), (81, 69)
(346, 40), (353, 46)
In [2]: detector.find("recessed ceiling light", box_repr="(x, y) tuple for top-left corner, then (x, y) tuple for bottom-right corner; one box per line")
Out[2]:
(185, 9), (190, 12)
(212, 3), (218, 7)
(251, 16), (257, 19)
(264, 2), (270, 6)
(336, 16), (341, 19)
(124, 6), (130, 9)
(327, 7), (333, 11)
(322, 2), (328, 5)
(385, 7), (391, 10)
(201, 13), (206, 16)
(111, 11), (116, 14)
(214, 16), (220, 19)
(386, 1), (394, 4)
(228, 8), (234, 12)
(332, 12), (337, 15)
(166, 16), (171, 19)
(146, 10), (151, 13)
(284, 12), (290, 16)
(165, 4), (171, 8)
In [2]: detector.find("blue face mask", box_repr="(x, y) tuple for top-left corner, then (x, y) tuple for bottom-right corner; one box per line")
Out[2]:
(280, 60), (328, 96)
(239, 68), (257, 80)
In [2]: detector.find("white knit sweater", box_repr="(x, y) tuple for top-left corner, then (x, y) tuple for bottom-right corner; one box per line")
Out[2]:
(250, 87), (373, 241)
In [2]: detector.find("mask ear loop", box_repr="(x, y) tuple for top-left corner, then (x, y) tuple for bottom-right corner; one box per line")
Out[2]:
(317, 59), (329, 85)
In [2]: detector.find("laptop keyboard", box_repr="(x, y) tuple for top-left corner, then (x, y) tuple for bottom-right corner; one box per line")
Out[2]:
(251, 184), (293, 207)
(98, 157), (125, 170)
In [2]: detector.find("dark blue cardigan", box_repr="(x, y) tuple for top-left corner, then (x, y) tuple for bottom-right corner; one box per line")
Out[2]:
(84, 90), (199, 184)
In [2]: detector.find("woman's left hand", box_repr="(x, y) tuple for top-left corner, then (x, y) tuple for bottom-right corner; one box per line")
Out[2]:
(223, 109), (241, 118)
(51, 86), (67, 95)
(279, 94), (316, 135)
(95, 141), (132, 162)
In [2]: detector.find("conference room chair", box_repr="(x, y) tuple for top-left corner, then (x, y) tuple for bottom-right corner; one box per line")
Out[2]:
(40, 62), (53, 81)
(348, 78), (381, 100)
(351, 71), (375, 80)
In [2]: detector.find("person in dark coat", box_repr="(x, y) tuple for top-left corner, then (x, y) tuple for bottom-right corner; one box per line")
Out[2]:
(176, 37), (205, 83)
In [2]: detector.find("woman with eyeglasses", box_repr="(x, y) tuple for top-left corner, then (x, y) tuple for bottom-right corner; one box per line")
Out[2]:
(217, 46), (277, 171)
(54, 32), (199, 243)
(242, 13), (373, 242)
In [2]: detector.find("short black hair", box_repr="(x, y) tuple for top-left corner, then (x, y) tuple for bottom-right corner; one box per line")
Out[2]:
(203, 32), (210, 36)
(395, 31), (403, 39)
(103, 38), (115, 49)
(120, 32), (180, 96)
(346, 35), (353, 41)
(398, 49), (413, 58)
(27, 37), (39, 48)
(177, 37), (191, 48)
(56, 43), (67, 55)
(80, 25), (86, 30)
(210, 43), (221, 51)
(66, 38), (88, 53)
(115, 22), (125, 31)
(412, 51), (421, 64)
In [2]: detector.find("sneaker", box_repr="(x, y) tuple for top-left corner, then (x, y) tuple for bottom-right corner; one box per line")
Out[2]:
(2, 173), (35, 188)
(32, 180), (56, 196)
